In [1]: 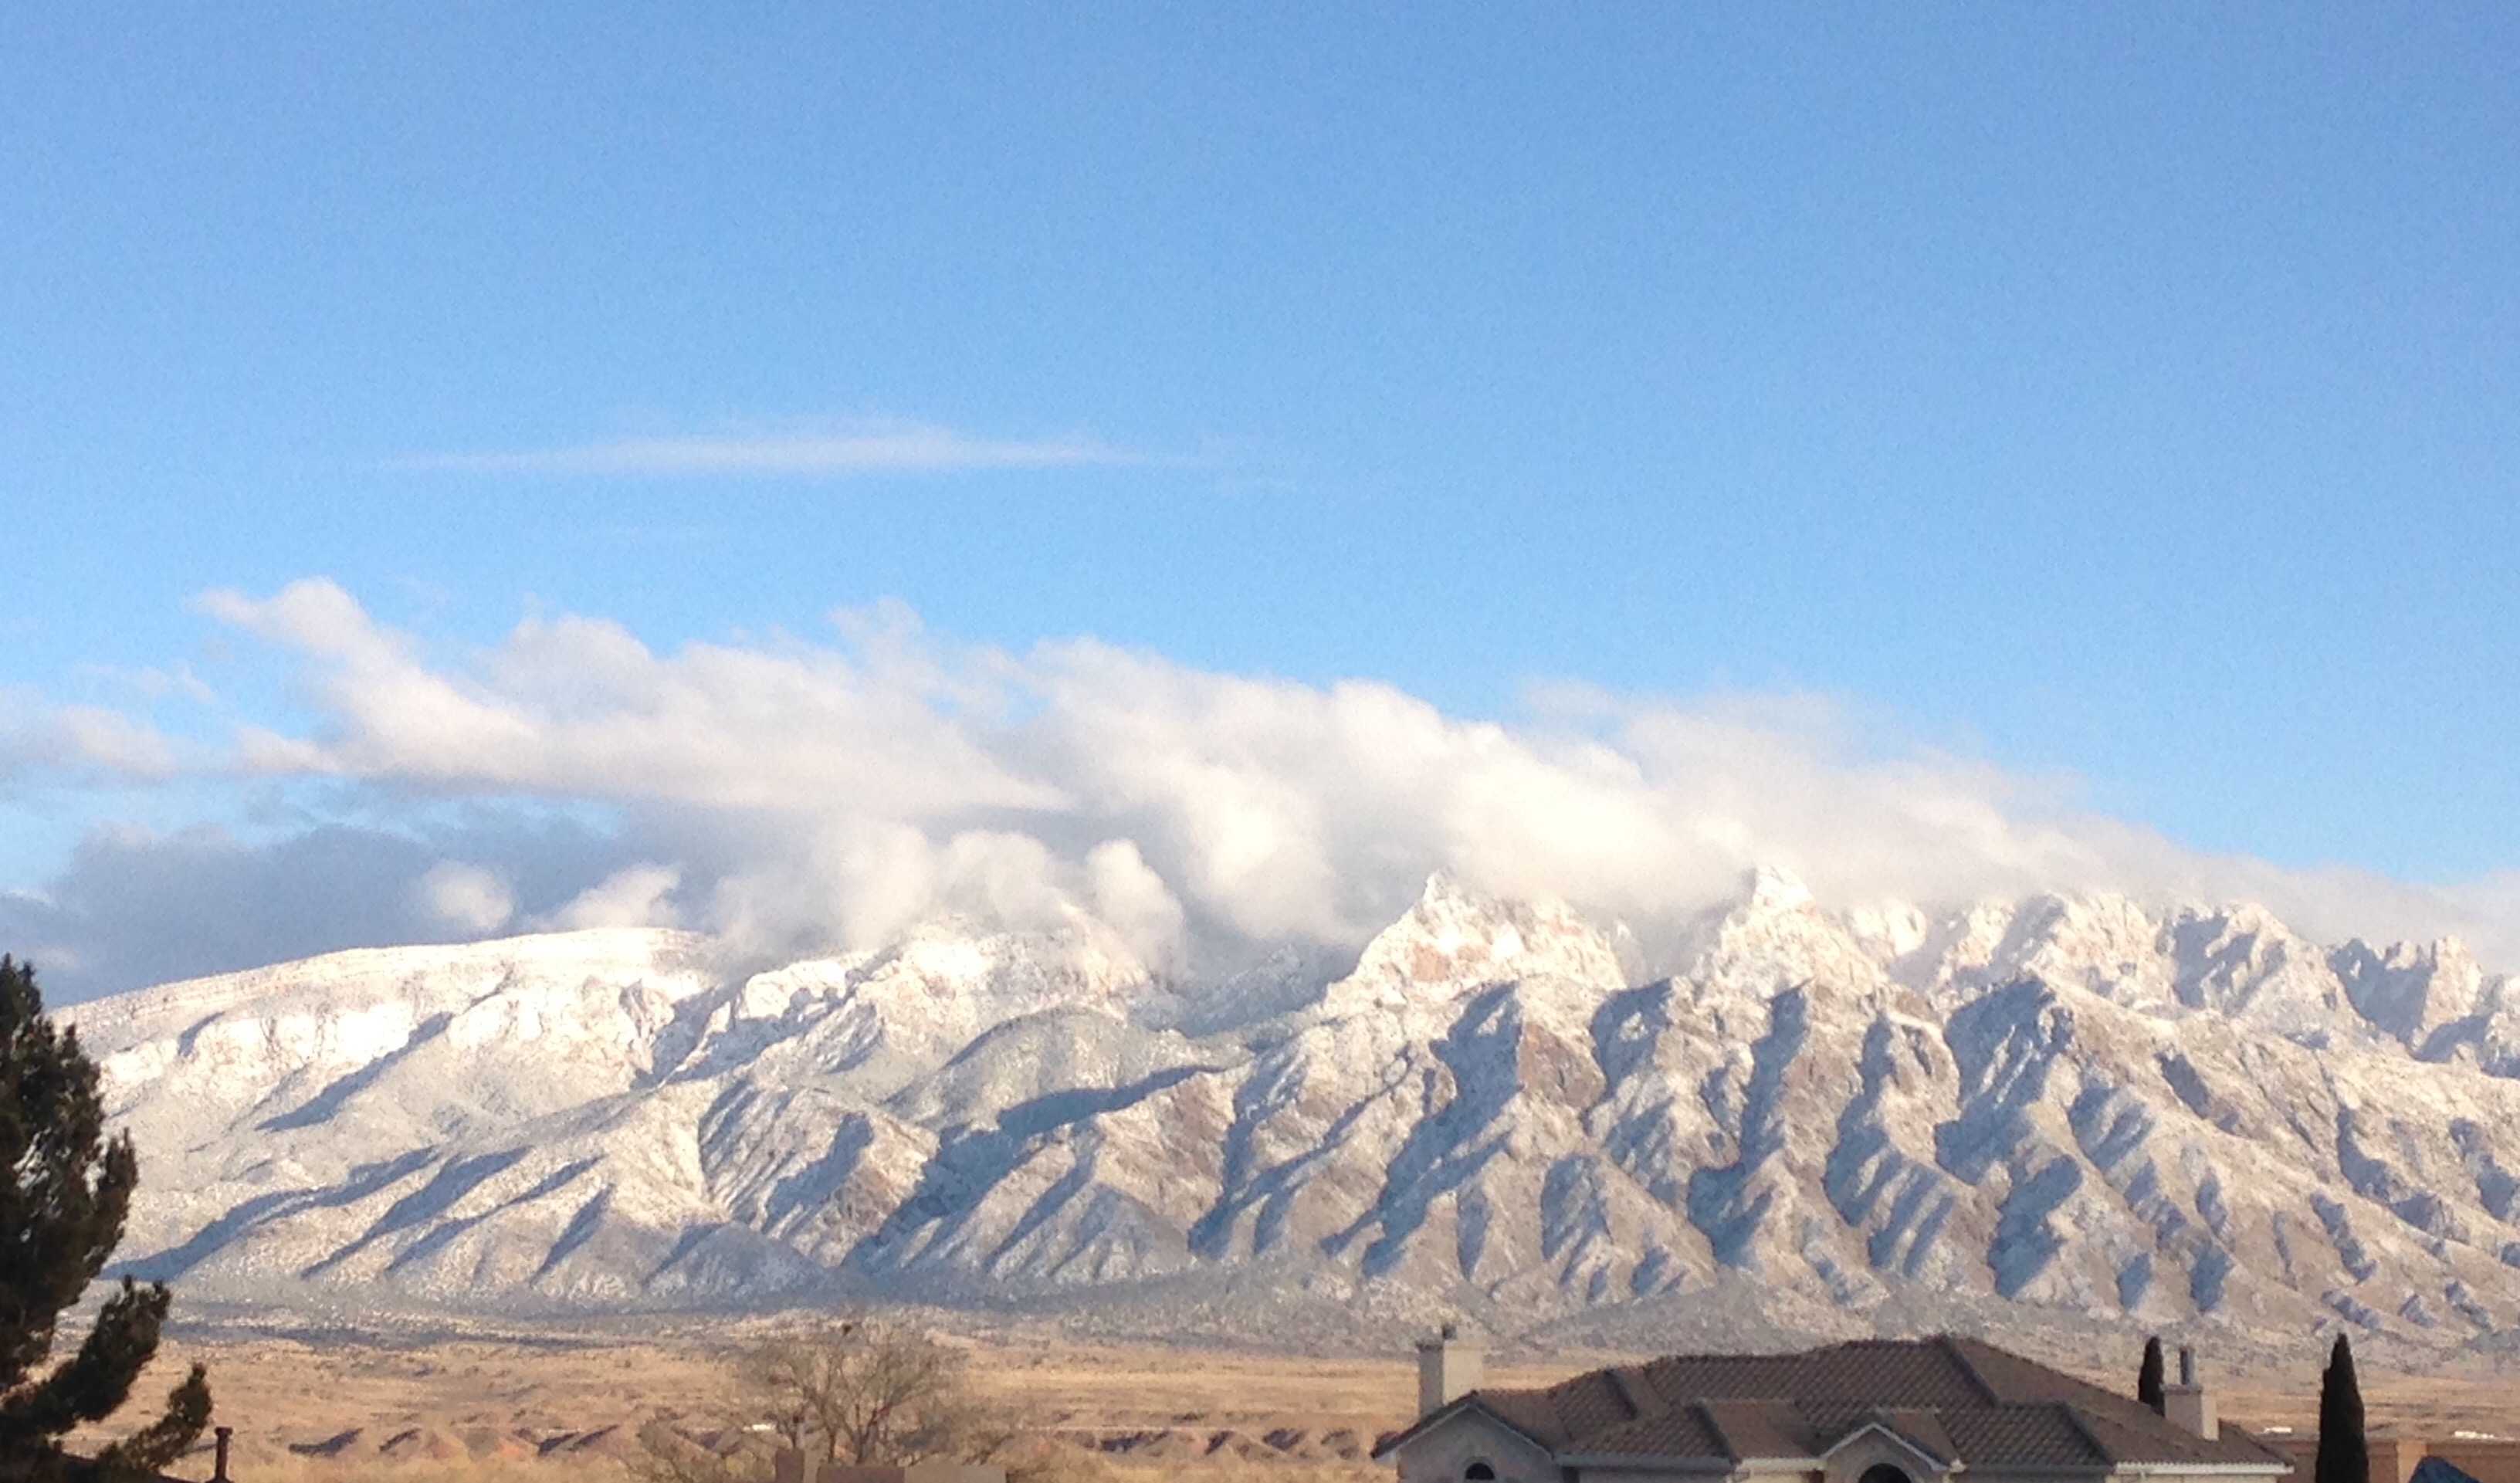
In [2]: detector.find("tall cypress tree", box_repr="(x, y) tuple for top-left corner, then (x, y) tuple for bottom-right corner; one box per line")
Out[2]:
(2316, 1333), (2368, 1483)
(2138, 1336), (2166, 1414)
(0, 956), (211, 1481)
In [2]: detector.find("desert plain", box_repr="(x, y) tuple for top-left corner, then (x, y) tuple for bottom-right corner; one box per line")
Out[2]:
(63, 1315), (2520, 1483)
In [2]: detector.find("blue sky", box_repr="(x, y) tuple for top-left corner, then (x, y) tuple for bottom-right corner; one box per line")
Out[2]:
(5, 8), (2519, 997)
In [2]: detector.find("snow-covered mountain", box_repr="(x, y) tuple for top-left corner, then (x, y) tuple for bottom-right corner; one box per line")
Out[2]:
(59, 871), (2520, 1353)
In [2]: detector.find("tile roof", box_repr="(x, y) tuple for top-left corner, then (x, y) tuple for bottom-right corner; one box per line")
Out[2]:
(1383, 1334), (2291, 1472)
(1939, 1400), (2112, 1468)
(1853, 1407), (1963, 1465)
(1702, 1398), (1827, 1460)
(1579, 1404), (1729, 1462)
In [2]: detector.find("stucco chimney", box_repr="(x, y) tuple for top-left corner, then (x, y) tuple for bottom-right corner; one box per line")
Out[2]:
(2163, 1346), (2218, 1440)
(1416, 1322), (1483, 1417)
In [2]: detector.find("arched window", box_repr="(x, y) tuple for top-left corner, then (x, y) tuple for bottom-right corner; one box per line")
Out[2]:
(1859, 1464), (1913, 1483)
(1464, 1464), (1497, 1481)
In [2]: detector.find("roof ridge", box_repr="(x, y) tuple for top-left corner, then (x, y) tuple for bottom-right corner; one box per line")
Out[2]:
(2056, 1400), (2118, 1466)
(1937, 1333), (2002, 1404)
(1607, 1366), (1665, 1421)
(1692, 1399), (1741, 1461)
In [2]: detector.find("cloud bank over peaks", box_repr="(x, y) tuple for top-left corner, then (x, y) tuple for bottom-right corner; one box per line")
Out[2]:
(12, 574), (2520, 999)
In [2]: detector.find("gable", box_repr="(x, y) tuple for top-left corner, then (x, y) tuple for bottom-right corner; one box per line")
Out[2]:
(1387, 1404), (1563, 1483)
(1823, 1422), (1952, 1473)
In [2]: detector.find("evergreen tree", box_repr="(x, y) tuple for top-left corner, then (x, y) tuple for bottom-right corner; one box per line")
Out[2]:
(2315, 1333), (2367, 1483)
(0, 956), (211, 1481)
(2138, 1336), (2165, 1414)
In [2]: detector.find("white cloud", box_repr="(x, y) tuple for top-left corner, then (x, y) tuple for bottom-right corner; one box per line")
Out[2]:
(546, 863), (684, 931)
(403, 422), (1133, 478)
(70, 662), (215, 705)
(23, 578), (2520, 986)
(1087, 839), (1188, 971)
(0, 689), (182, 780)
(195, 579), (1062, 815)
(44, 706), (183, 778)
(415, 862), (515, 935)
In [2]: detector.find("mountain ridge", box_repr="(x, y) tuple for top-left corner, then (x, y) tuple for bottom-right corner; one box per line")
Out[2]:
(56, 869), (2520, 1357)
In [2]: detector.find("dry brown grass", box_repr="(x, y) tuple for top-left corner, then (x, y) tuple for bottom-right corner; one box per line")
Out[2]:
(202, 1461), (633, 1483)
(1098, 1464), (1379, 1483)
(68, 1328), (1451, 1480)
(68, 1326), (2520, 1481)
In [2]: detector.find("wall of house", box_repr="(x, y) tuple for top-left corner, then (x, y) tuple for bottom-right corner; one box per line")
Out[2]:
(2268, 1433), (2520, 1483)
(2424, 1438), (2520, 1483)
(1392, 1410), (1563, 1483)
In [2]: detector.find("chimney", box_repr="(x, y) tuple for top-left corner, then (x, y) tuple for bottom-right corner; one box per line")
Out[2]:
(212, 1427), (232, 1483)
(2162, 1346), (2218, 1440)
(1416, 1322), (1483, 1417)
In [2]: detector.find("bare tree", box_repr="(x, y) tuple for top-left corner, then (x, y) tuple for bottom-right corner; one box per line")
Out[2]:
(636, 1314), (1091, 1483)
(743, 1315), (999, 1468)
(631, 1417), (762, 1483)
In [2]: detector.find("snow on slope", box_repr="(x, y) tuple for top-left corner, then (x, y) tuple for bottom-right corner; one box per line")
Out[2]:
(57, 873), (2520, 1350)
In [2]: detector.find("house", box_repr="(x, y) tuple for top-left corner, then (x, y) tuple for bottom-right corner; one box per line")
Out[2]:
(1375, 1332), (2294, 1483)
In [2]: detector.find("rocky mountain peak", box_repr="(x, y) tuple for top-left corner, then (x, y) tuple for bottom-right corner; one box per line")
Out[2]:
(1973, 891), (2178, 1007)
(2329, 934), (2488, 1048)
(1746, 863), (1816, 913)
(1322, 872), (1628, 1015)
(1684, 865), (1884, 997)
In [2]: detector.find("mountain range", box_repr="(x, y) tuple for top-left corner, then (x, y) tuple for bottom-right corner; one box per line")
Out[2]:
(60, 868), (2520, 1356)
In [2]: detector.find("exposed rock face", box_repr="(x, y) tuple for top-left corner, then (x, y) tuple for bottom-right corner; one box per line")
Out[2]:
(60, 873), (2520, 1349)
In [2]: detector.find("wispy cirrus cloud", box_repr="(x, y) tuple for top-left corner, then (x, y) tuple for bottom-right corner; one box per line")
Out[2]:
(402, 421), (1136, 477)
